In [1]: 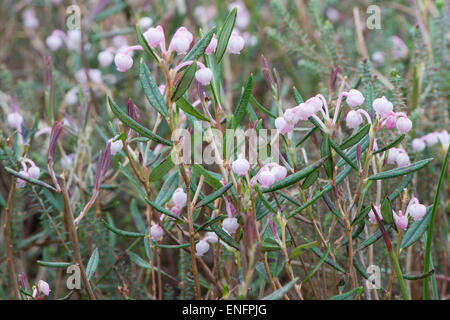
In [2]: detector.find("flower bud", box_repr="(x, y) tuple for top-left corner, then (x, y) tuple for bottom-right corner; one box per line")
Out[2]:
(110, 139), (123, 155)
(396, 116), (412, 134)
(408, 202), (426, 221)
(143, 26), (165, 48)
(138, 17), (153, 31)
(46, 34), (63, 51)
(222, 217), (239, 234)
(7, 112), (23, 129)
(231, 154), (250, 177)
(394, 210), (408, 230)
(346, 89), (365, 107)
(396, 151), (410, 167)
(195, 68), (213, 86)
(271, 165), (287, 181)
(387, 148), (400, 165)
(172, 187), (187, 207)
(423, 133), (439, 146)
(346, 110), (363, 129)
(205, 34), (217, 55)
(37, 280), (51, 296)
(373, 96), (393, 117)
(385, 115), (396, 130)
(275, 117), (294, 134)
(114, 53), (133, 72)
(98, 50), (114, 67)
(257, 170), (276, 188)
(28, 166), (40, 179)
(204, 232), (218, 243)
(195, 240), (210, 256)
(226, 31), (245, 54)
(368, 205), (382, 224)
(170, 36), (190, 54)
(412, 138), (426, 152)
(150, 225), (164, 242)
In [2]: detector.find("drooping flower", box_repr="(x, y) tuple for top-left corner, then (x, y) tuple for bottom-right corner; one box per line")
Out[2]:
(345, 89), (365, 107)
(396, 116), (412, 134)
(222, 217), (239, 234)
(109, 139), (123, 155)
(205, 34), (217, 55)
(195, 67), (213, 86)
(257, 170), (276, 188)
(33, 280), (51, 299)
(204, 232), (218, 243)
(231, 154), (250, 177)
(384, 115), (396, 130)
(271, 165), (287, 182)
(368, 205), (382, 224)
(114, 53), (134, 72)
(98, 50), (114, 67)
(423, 133), (439, 147)
(17, 170), (29, 188)
(150, 225), (164, 242)
(373, 96), (393, 117)
(394, 210), (408, 230)
(396, 150), (410, 167)
(138, 17), (153, 31)
(46, 32), (64, 51)
(412, 138), (426, 152)
(406, 198), (426, 221)
(28, 166), (40, 179)
(226, 31), (245, 54)
(172, 188), (187, 208)
(195, 240), (210, 257)
(170, 27), (193, 55)
(346, 110), (363, 129)
(143, 26), (165, 48)
(7, 112), (23, 130)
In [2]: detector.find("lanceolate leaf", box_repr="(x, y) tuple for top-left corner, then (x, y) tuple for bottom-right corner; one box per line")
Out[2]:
(86, 248), (99, 280)
(149, 157), (174, 181)
(261, 278), (299, 300)
(210, 223), (239, 250)
(357, 224), (392, 251)
(155, 171), (179, 206)
(373, 134), (405, 154)
(176, 97), (210, 122)
(249, 95), (276, 118)
(108, 97), (172, 146)
(172, 61), (197, 101)
(144, 198), (184, 222)
(102, 219), (146, 238)
(192, 164), (223, 190)
(339, 124), (370, 149)
(304, 244), (331, 282)
(328, 287), (363, 300)
(182, 27), (216, 62)
(401, 205), (433, 249)
(321, 135), (333, 178)
(309, 245), (345, 273)
(215, 8), (237, 63)
(256, 186), (277, 214)
(262, 157), (327, 193)
(368, 158), (433, 180)
(336, 135), (370, 168)
(233, 74), (253, 130)
(37, 261), (72, 268)
(302, 169), (319, 189)
(195, 182), (232, 208)
(139, 60), (169, 117)
(329, 139), (358, 171)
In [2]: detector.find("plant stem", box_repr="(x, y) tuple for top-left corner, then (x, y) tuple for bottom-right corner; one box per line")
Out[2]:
(4, 177), (19, 299)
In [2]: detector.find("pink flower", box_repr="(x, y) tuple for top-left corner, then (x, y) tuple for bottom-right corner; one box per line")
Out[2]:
(114, 53), (133, 72)
(368, 205), (382, 224)
(412, 138), (426, 152)
(229, 1), (250, 30)
(7, 112), (23, 129)
(222, 217), (239, 234)
(195, 67), (213, 86)
(385, 115), (396, 130)
(345, 89), (365, 107)
(143, 26), (165, 48)
(138, 17), (153, 31)
(373, 96), (393, 117)
(46, 33), (63, 51)
(275, 117), (294, 134)
(170, 27), (193, 54)
(109, 139), (123, 155)
(226, 31), (245, 54)
(396, 116), (412, 134)
(271, 165), (287, 181)
(171, 205), (182, 215)
(231, 154), (250, 177)
(296, 102), (316, 120)
(150, 225), (164, 242)
(28, 166), (40, 180)
(17, 170), (29, 188)
(406, 198), (426, 221)
(98, 50), (114, 67)
(396, 151), (410, 167)
(438, 130), (449, 150)
(394, 210), (408, 230)
(257, 170), (276, 188)
(305, 97), (323, 113)
(423, 133), (439, 147)
(205, 34), (217, 55)
(195, 240), (210, 256)
(204, 232), (218, 243)
(33, 280), (51, 298)
(387, 148), (400, 164)
(346, 110), (363, 129)
(283, 108), (300, 125)
(172, 188), (187, 207)
(391, 36), (409, 60)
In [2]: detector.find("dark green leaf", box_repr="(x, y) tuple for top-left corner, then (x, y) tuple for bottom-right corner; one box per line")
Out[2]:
(183, 27), (216, 62)
(215, 8), (237, 63)
(401, 206), (433, 249)
(172, 61), (197, 101)
(101, 219), (146, 238)
(139, 60), (169, 117)
(373, 134), (405, 154)
(176, 97), (210, 122)
(195, 182), (232, 208)
(233, 74), (253, 129)
(368, 158), (433, 180)
(210, 223), (239, 250)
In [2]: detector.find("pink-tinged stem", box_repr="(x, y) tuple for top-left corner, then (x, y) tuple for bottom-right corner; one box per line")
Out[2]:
(123, 45), (144, 55)
(173, 60), (206, 73)
(316, 94), (330, 120)
(332, 91), (348, 124)
(357, 109), (372, 124)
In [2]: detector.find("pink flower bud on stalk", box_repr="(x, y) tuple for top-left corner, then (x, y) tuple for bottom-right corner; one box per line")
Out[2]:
(231, 154), (250, 177)
(394, 210), (408, 230)
(32, 280), (50, 299)
(195, 240), (210, 257)
(396, 116), (412, 134)
(384, 114), (397, 130)
(28, 165), (40, 179)
(65, 29), (82, 51)
(395, 150), (410, 167)
(275, 117), (294, 134)
(172, 188), (187, 207)
(170, 27), (193, 54)
(204, 232), (218, 243)
(8, 112), (23, 130)
(423, 133), (439, 146)
(226, 31), (245, 54)
(46, 31), (64, 51)
(373, 96), (393, 117)
(257, 170), (276, 188)
(412, 138), (426, 152)
(150, 224), (164, 242)
(345, 89), (365, 107)
(143, 26), (165, 48)
(368, 205), (383, 224)
(386, 148), (400, 165)
(98, 50), (114, 67)
(406, 197), (426, 221)
(195, 67), (213, 86)
(138, 17), (153, 31)
(205, 34), (217, 54)
(346, 110), (363, 129)
(271, 165), (287, 181)
(222, 217), (240, 234)
(114, 52), (134, 72)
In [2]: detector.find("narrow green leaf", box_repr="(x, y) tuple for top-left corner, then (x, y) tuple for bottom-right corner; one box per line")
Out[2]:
(108, 97), (172, 146)
(368, 158), (433, 180)
(309, 245), (345, 273)
(139, 60), (169, 117)
(357, 224), (392, 251)
(149, 157), (174, 181)
(321, 135), (333, 178)
(329, 139), (358, 171)
(182, 27), (216, 62)
(304, 244), (331, 282)
(289, 241), (319, 259)
(37, 261), (72, 268)
(101, 219), (146, 238)
(172, 61), (197, 101)
(210, 223), (239, 250)
(86, 248), (99, 280)
(176, 97), (210, 122)
(215, 8), (237, 63)
(192, 164), (223, 190)
(302, 169), (319, 189)
(155, 171), (179, 206)
(233, 74), (253, 129)
(328, 287), (363, 300)
(249, 95), (276, 118)
(373, 134), (405, 154)
(339, 124), (370, 149)
(261, 278), (299, 300)
(256, 186), (277, 214)
(195, 182), (232, 208)
(144, 197), (185, 222)
(380, 198), (394, 224)
(401, 206), (433, 249)
(136, 24), (159, 62)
